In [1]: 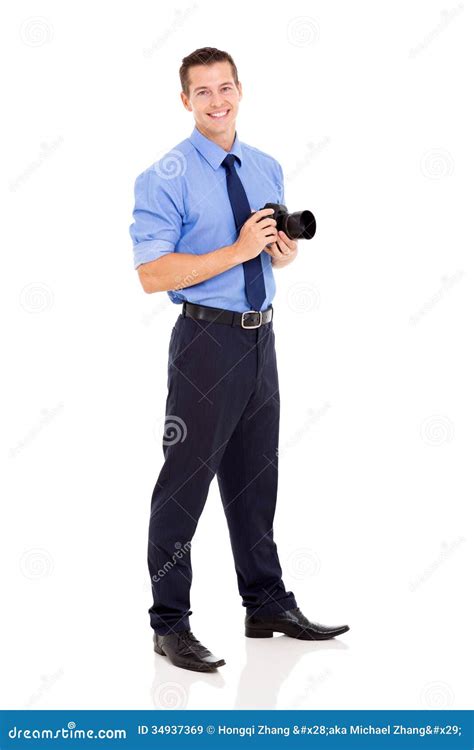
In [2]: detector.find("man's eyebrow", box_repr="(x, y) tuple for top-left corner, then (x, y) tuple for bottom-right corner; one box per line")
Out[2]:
(193, 81), (235, 93)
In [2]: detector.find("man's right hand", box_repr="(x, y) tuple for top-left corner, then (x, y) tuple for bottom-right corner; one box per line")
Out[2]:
(232, 208), (277, 262)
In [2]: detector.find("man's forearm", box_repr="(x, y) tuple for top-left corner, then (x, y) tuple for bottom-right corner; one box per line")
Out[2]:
(138, 244), (243, 294)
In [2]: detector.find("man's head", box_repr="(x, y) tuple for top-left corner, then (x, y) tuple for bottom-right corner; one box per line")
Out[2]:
(180, 47), (242, 143)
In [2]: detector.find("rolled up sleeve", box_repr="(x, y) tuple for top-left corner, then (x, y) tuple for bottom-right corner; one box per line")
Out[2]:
(129, 168), (183, 269)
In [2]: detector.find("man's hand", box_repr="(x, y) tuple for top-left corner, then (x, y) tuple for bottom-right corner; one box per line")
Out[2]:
(264, 230), (298, 268)
(233, 208), (278, 263)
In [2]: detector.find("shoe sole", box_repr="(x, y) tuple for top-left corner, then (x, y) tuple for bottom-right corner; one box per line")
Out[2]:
(154, 643), (226, 672)
(245, 625), (350, 640)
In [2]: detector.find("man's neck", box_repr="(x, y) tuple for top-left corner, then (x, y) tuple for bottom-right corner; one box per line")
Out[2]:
(195, 123), (236, 153)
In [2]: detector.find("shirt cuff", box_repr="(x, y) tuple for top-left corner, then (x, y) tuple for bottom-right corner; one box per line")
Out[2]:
(133, 239), (175, 269)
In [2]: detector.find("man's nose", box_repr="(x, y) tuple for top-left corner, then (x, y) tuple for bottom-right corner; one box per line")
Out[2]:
(209, 95), (224, 108)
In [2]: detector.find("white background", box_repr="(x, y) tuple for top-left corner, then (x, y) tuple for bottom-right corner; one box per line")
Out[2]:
(1, 0), (472, 710)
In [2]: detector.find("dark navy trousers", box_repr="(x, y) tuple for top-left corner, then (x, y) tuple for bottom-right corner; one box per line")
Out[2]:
(148, 307), (297, 634)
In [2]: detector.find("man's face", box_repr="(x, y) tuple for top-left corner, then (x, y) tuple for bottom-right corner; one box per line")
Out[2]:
(181, 61), (242, 139)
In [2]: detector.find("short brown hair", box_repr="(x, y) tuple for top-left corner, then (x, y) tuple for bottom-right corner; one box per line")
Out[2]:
(179, 47), (239, 97)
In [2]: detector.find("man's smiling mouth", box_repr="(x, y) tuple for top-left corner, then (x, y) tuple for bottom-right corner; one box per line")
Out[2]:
(207, 109), (230, 119)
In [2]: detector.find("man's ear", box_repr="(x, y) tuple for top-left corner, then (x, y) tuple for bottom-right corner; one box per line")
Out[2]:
(237, 81), (243, 101)
(180, 91), (192, 112)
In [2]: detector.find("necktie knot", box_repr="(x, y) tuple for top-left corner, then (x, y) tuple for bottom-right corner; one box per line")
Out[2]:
(222, 153), (239, 171)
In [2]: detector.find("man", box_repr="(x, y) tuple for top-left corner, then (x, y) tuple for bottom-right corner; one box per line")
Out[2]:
(129, 47), (349, 673)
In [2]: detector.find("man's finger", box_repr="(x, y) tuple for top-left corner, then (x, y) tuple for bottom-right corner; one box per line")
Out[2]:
(263, 242), (279, 257)
(251, 208), (275, 223)
(276, 237), (291, 255)
(278, 231), (297, 252)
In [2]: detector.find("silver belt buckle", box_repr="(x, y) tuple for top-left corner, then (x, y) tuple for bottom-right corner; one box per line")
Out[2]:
(241, 310), (263, 329)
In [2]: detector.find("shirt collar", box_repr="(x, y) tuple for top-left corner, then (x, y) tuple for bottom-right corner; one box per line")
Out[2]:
(189, 125), (243, 170)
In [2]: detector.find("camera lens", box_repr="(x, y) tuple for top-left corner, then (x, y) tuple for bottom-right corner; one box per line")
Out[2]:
(285, 210), (316, 240)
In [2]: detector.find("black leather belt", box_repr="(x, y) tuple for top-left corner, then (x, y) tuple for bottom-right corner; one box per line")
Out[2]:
(182, 301), (273, 329)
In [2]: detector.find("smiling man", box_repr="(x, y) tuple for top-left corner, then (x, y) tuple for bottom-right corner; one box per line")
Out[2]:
(129, 47), (349, 673)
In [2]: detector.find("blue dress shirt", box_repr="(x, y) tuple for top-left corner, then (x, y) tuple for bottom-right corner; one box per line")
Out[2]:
(129, 125), (285, 312)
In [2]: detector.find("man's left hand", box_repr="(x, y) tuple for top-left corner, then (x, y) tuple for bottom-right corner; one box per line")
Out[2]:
(263, 230), (298, 268)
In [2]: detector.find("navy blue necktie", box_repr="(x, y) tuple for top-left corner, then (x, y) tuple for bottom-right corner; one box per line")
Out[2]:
(222, 154), (266, 311)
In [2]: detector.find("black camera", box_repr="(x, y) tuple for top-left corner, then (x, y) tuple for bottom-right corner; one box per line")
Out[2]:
(258, 202), (316, 240)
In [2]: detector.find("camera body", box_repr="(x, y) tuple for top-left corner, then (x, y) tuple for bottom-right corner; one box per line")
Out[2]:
(258, 202), (316, 240)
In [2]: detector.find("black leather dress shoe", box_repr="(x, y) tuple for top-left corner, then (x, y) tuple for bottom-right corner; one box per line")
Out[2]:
(154, 630), (226, 672)
(245, 607), (350, 640)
